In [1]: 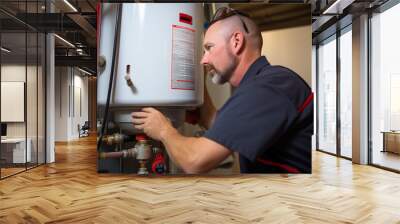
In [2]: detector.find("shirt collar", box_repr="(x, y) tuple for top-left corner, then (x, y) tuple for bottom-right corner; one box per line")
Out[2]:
(239, 56), (270, 86)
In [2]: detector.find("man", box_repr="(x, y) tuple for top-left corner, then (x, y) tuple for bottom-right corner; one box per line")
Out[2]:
(131, 7), (313, 174)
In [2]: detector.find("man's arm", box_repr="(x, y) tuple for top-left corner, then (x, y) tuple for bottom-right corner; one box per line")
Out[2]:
(131, 108), (231, 174)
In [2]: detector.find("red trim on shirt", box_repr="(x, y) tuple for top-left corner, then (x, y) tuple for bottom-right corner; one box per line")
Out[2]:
(298, 92), (313, 113)
(256, 158), (300, 173)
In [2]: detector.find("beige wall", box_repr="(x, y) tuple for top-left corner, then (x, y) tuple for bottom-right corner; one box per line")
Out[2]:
(54, 67), (89, 141)
(352, 15), (369, 164)
(261, 25), (312, 86)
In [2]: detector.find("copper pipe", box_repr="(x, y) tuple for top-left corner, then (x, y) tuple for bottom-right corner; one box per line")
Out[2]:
(99, 148), (136, 159)
(99, 151), (124, 159)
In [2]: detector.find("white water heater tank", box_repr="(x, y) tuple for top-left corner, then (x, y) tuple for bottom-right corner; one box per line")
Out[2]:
(98, 3), (205, 108)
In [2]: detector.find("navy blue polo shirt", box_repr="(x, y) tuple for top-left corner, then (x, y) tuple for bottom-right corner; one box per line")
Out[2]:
(204, 56), (313, 173)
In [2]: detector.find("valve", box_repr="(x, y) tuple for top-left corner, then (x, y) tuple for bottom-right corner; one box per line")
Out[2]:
(98, 55), (106, 68)
(102, 133), (127, 145)
(99, 134), (168, 175)
(135, 134), (151, 175)
(125, 64), (133, 87)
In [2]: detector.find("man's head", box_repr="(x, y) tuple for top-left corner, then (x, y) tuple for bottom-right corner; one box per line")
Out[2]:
(200, 7), (263, 86)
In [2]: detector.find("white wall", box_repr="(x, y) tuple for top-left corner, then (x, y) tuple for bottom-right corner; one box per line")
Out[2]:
(1, 64), (45, 164)
(1, 65), (41, 137)
(55, 67), (89, 141)
(1, 65), (27, 141)
(55, 67), (68, 141)
(261, 25), (312, 86)
(72, 73), (89, 138)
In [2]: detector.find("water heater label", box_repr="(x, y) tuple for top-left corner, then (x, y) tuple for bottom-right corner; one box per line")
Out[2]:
(171, 25), (195, 90)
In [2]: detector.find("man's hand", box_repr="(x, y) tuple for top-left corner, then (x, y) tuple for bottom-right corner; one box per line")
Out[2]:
(131, 107), (176, 141)
(131, 108), (231, 174)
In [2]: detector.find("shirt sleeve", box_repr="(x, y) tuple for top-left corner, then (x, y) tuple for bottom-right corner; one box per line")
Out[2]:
(204, 82), (298, 162)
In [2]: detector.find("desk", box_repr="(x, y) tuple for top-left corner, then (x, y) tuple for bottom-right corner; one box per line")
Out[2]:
(382, 131), (400, 154)
(1, 138), (31, 163)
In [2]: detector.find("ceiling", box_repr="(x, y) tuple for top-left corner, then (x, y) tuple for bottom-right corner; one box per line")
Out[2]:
(230, 3), (311, 31)
(0, 0), (97, 72)
(311, 0), (390, 44)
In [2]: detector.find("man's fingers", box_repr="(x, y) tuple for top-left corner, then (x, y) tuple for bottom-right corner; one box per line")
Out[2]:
(131, 112), (148, 118)
(142, 107), (156, 113)
(131, 118), (146, 125)
(134, 124), (144, 130)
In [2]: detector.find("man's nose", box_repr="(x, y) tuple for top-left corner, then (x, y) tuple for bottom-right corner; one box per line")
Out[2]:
(200, 54), (208, 65)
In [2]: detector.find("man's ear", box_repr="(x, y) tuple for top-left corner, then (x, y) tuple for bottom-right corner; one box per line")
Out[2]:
(230, 31), (245, 54)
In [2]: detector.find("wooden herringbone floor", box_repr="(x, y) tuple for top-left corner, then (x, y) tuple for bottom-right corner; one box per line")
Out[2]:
(1, 136), (400, 223)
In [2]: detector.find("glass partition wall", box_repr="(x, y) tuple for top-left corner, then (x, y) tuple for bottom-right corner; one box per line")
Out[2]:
(317, 0), (400, 172)
(339, 27), (352, 159)
(370, 2), (400, 171)
(316, 25), (353, 159)
(0, 1), (46, 179)
(317, 35), (337, 155)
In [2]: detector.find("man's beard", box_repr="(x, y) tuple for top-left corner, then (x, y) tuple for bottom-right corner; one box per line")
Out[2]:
(208, 55), (237, 85)
(210, 71), (225, 85)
